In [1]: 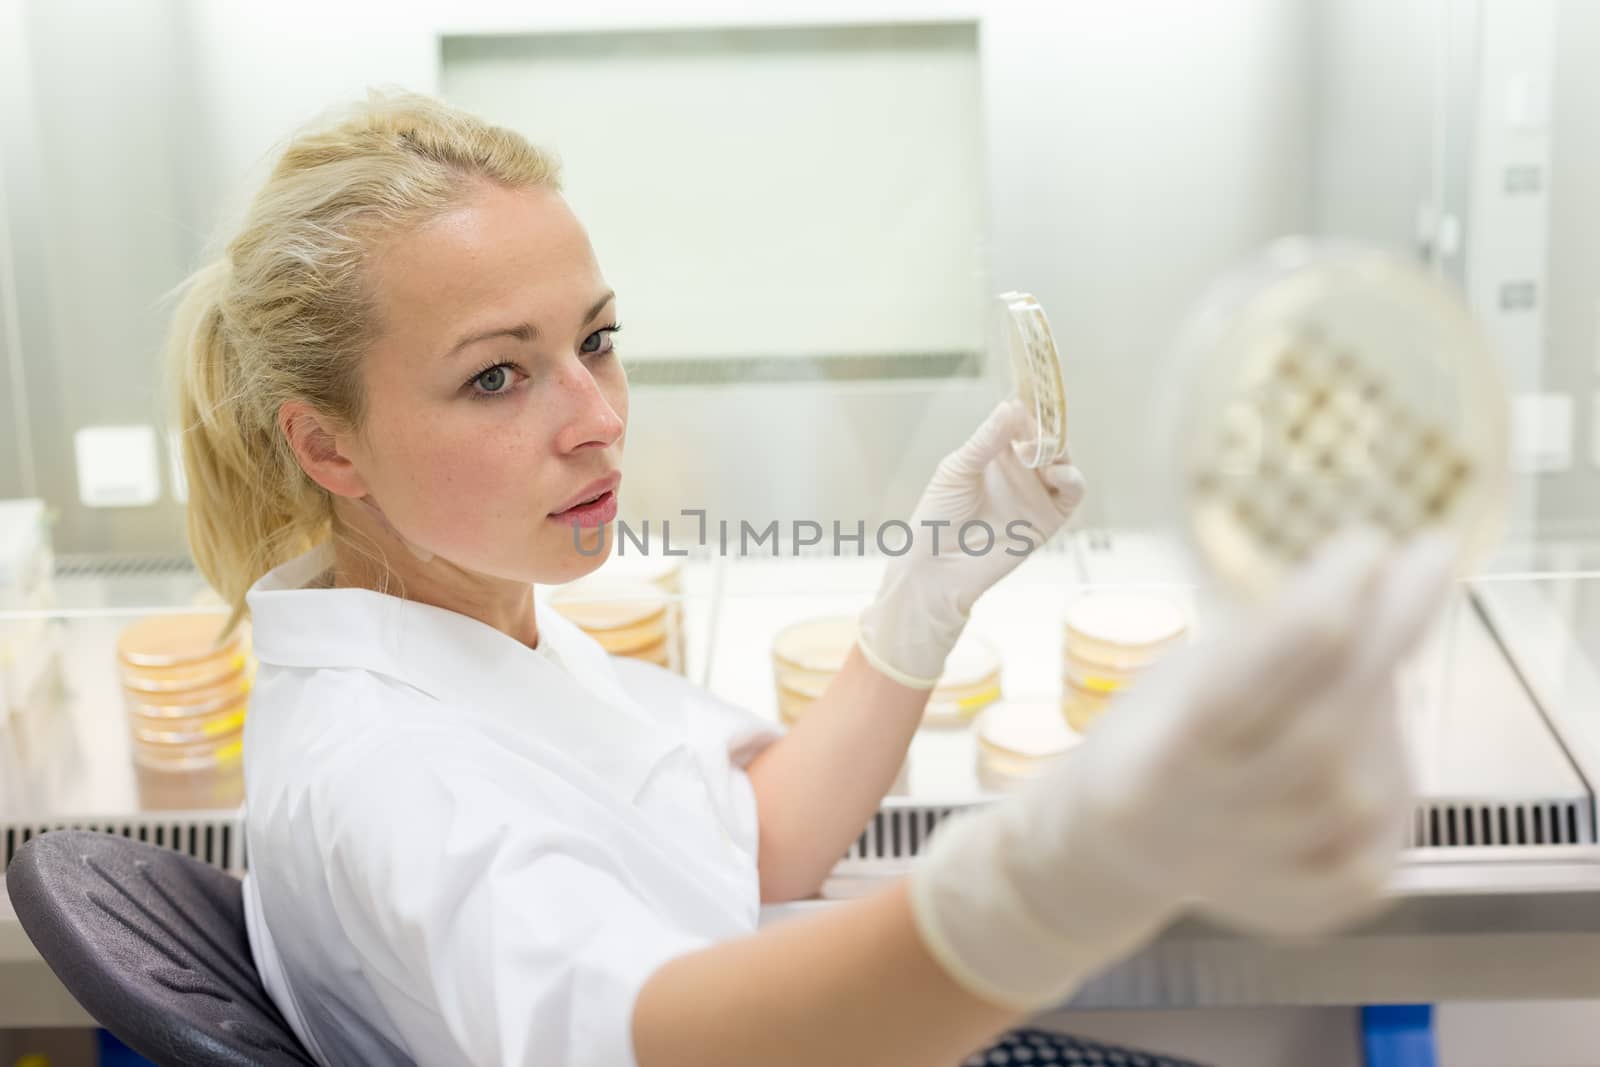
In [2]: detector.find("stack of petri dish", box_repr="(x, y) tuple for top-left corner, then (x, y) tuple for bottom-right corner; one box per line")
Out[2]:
(551, 579), (679, 672)
(772, 616), (1002, 728)
(1061, 592), (1187, 733)
(117, 613), (253, 778)
(598, 553), (686, 671)
(771, 616), (853, 725)
(975, 698), (1082, 792)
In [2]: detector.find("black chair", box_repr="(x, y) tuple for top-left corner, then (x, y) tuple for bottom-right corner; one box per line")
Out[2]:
(7, 833), (1213, 1067)
(6, 830), (315, 1066)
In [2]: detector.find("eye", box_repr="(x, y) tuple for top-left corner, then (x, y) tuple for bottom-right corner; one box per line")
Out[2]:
(581, 324), (621, 357)
(467, 362), (520, 399)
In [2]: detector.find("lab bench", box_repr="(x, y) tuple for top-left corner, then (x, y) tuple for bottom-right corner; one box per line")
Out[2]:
(5, 532), (1600, 1030)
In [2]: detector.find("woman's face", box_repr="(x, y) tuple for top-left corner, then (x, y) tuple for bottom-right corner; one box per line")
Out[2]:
(347, 182), (627, 586)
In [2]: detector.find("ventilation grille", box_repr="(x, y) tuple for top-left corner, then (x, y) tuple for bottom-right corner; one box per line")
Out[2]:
(838, 798), (1598, 868)
(1409, 800), (1595, 848)
(845, 806), (961, 862)
(10, 802), (1587, 877)
(3, 813), (247, 874)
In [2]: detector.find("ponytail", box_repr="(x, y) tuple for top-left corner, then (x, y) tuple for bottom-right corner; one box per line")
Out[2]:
(165, 259), (327, 635)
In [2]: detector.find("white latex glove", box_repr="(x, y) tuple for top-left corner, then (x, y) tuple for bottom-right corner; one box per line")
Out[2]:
(909, 527), (1455, 1011)
(858, 398), (1086, 688)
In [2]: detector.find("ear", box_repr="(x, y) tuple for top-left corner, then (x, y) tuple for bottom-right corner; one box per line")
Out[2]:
(279, 400), (369, 499)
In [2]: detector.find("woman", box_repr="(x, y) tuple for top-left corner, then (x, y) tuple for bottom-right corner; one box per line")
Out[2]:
(166, 89), (1453, 1066)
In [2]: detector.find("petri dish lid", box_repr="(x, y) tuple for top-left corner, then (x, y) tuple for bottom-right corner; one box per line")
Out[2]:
(1062, 652), (1131, 695)
(1062, 675), (1118, 708)
(129, 706), (248, 746)
(132, 734), (244, 774)
(586, 618), (669, 656)
(772, 616), (857, 675)
(997, 291), (1069, 469)
(624, 633), (673, 667)
(777, 672), (831, 701)
(1163, 239), (1510, 599)
(778, 669), (1001, 720)
(549, 580), (669, 631)
(133, 759), (245, 808)
(598, 550), (683, 591)
(117, 613), (244, 668)
(121, 660), (248, 694)
(939, 630), (1002, 690)
(776, 682), (819, 713)
(772, 617), (1001, 690)
(123, 666), (253, 718)
(924, 684), (1002, 727)
(1064, 592), (1187, 651)
(977, 699), (1082, 762)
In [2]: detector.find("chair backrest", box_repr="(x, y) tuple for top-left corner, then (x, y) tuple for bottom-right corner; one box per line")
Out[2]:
(6, 830), (315, 1066)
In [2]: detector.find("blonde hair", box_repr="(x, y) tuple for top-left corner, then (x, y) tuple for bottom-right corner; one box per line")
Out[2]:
(164, 88), (561, 630)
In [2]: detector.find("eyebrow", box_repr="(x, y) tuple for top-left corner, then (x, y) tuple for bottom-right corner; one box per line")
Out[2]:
(442, 290), (616, 359)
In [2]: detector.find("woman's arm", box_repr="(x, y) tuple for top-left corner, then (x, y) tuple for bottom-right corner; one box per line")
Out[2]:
(634, 879), (1020, 1067)
(742, 401), (1084, 903)
(743, 646), (928, 902)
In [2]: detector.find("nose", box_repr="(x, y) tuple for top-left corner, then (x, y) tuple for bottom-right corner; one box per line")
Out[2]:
(551, 356), (625, 453)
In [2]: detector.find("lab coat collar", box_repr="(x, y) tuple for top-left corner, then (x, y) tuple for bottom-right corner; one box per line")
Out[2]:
(246, 542), (682, 801)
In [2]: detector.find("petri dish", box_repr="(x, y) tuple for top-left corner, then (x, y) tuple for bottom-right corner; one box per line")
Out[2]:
(130, 729), (244, 774)
(133, 760), (244, 809)
(773, 616), (1001, 726)
(772, 615), (857, 704)
(976, 699), (1082, 790)
(117, 613), (249, 692)
(129, 705), (248, 747)
(124, 681), (251, 750)
(590, 553), (686, 670)
(1061, 678), (1116, 735)
(550, 581), (671, 656)
(122, 665), (252, 718)
(921, 633), (1003, 727)
(923, 675), (1004, 727)
(117, 613), (243, 667)
(1063, 592), (1188, 671)
(997, 291), (1069, 469)
(1062, 650), (1132, 695)
(1059, 593), (1185, 733)
(776, 681), (820, 725)
(772, 615), (856, 675)
(628, 633), (673, 668)
(1163, 239), (1510, 599)
(597, 551), (683, 593)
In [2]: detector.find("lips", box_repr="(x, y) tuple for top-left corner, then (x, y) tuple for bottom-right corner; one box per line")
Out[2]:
(552, 472), (621, 516)
(552, 487), (618, 530)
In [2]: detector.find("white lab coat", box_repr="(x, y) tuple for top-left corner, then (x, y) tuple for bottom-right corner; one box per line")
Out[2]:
(240, 543), (782, 1067)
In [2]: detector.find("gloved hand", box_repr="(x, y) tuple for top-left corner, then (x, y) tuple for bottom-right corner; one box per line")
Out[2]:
(908, 527), (1455, 1010)
(858, 398), (1086, 688)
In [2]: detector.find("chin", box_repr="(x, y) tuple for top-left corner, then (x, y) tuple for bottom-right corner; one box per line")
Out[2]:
(540, 523), (614, 584)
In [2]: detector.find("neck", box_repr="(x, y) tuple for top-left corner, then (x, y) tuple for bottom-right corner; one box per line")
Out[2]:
(328, 501), (541, 649)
